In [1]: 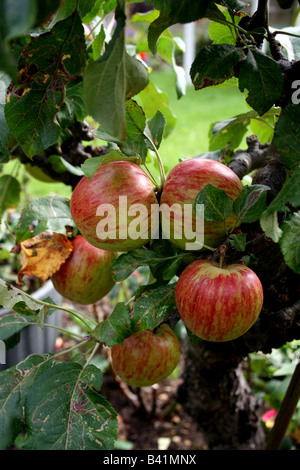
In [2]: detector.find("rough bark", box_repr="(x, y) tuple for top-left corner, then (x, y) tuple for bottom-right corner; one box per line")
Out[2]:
(178, 341), (265, 449)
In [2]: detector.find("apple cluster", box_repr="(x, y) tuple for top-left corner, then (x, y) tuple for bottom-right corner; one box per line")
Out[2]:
(52, 158), (264, 387)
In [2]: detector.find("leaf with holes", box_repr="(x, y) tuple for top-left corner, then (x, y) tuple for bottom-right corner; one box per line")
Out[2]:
(0, 354), (118, 450)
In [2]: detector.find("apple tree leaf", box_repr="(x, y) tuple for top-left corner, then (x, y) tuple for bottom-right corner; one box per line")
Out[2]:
(232, 184), (270, 223)
(83, 9), (148, 140)
(263, 167), (300, 215)
(0, 74), (10, 161)
(138, 79), (177, 138)
(0, 354), (118, 450)
(92, 302), (133, 347)
(208, 110), (257, 151)
(4, 12), (86, 158)
(147, 110), (167, 149)
(15, 196), (75, 243)
(111, 248), (165, 282)
(148, 0), (213, 54)
(131, 284), (177, 332)
(229, 233), (247, 251)
(0, 175), (20, 221)
(194, 184), (233, 222)
(190, 44), (245, 90)
(238, 49), (284, 116)
(279, 211), (300, 274)
(260, 211), (283, 243)
(272, 103), (300, 169)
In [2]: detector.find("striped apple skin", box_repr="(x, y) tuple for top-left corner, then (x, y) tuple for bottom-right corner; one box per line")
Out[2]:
(111, 324), (180, 387)
(70, 161), (158, 252)
(52, 235), (116, 305)
(175, 260), (264, 342)
(160, 158), (243, 250)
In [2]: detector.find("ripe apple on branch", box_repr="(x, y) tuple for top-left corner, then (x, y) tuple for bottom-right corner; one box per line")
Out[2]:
(51, 235), (116, 305)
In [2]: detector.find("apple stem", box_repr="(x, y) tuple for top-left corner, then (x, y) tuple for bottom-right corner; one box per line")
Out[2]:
(219, 244), (227, 268)
(143, 132), (166, 189)
(142, 163), (160, 189)
(203, 244), (217, 252)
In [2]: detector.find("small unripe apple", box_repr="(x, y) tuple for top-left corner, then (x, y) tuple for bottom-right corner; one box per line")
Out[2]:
(52, 235), (116, 305)
(70, 161), (158, 252)
(160, 158), (243, 250)
(175, 259), (263, 342)
(111, 324), (180, 387)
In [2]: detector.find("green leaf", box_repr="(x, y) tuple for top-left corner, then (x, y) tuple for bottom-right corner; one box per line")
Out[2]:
(131, 284), (177, 331)
(0, 313), (30, 349)
(220, 0), (250, 12)
(80, 150), (140, 178)
(232, 184), (270, 223)
(83, 10), (148, 140)
(15, 196), (74, 243)
(272, 103), (300, 169)
(153, 34), (186, 99)
(4, 12), (86, 157)
(147, 110), (166, 149)
(0, 0), (36, 41)
(209, 110), (257, 151)
(92, 23), (105, 60)
(148, 0), (212, 54)
(229, 233), (247, 251)
(250, 111), (276, 144)
(122, 99), (148, 159)
(279, 211), (300, 274)
(111, 248), (165, 282)
(0, 355), (118, 450)
(260, 211), (283, 242)
(137, 79), (177, 138)
(48, 155), (84, 176)
(238, 49), (284, 116)
(209, 17), (236, 45)
(92, 302), (132, 346)
(194, 184), (232, 222)
(190, 44), (245, 90)
(0, 74), (10, 160)
(263, 167), (300, 215)
(65, 80), (87, 122)
(0, 279), (49, 323)
(5, 85), (64, 158)
(0, 175), (20, 220)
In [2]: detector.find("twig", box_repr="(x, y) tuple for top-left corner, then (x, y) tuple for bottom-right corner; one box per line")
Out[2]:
(265, 360), (300, 450)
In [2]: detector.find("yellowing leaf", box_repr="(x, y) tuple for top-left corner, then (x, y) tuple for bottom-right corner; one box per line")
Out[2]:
(18, 232), (73, 283)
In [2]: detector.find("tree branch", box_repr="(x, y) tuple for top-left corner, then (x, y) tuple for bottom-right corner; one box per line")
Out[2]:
(265, 360), (300, 450)
(228, 135), (269, 179)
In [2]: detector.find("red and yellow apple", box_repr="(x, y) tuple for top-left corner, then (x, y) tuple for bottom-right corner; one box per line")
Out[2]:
(160, 158), (243, 250)
(111, 324), (180, 387)
(175, 259), (263, 342)
(51, 235), (116, 305)
(70, 161), (158, 252)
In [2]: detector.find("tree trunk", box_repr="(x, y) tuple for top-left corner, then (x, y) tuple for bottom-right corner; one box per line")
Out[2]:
(178, 340), (265, 449)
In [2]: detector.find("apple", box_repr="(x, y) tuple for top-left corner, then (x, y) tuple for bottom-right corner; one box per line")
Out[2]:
(111, 324), (180, 387)
(160, 158), (243, 250)
(70, 161), (158, 252)
(51, 235), (116, 305)
(175, 259), (263, 342)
